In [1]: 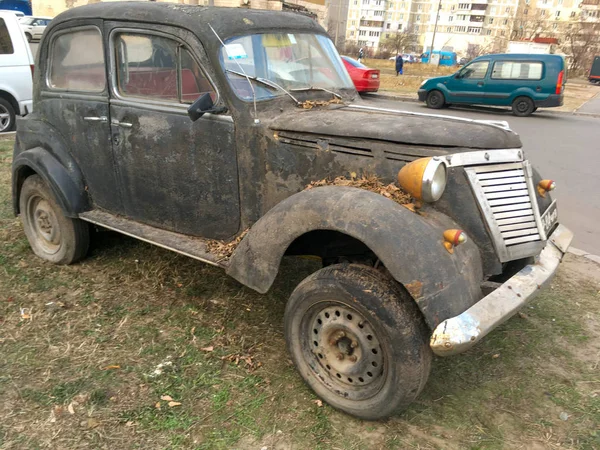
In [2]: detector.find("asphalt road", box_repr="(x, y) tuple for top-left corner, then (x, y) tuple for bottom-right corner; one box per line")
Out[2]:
(361, 95), (600, 255)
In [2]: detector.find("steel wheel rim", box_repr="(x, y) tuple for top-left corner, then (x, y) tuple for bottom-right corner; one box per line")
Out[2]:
(26, 195), (61, 255)
(0, 104), (10, 132)
(301, 302), (386, 401)
(517, 100), (529, 113)
(429, 93), (440, 106)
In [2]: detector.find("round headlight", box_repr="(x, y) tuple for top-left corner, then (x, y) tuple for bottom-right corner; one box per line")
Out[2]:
(397, 157), (448, 203)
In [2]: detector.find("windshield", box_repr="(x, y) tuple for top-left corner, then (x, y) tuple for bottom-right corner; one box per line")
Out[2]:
(220, 33), (354, 101)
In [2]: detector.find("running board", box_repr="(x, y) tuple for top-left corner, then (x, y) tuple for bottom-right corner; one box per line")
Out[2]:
(79, 210), (229, 268)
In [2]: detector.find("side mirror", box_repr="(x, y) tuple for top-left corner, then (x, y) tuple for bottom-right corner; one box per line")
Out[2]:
(187, 93), (215, 121)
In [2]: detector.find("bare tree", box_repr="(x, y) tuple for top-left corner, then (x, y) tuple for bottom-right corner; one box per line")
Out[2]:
(561, 16), (600, 74)
(510, 9), (556, 41)
(379, 27), (417, 56)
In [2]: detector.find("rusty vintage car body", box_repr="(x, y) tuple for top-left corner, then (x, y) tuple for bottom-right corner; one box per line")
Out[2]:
(12, 3), (573, 419)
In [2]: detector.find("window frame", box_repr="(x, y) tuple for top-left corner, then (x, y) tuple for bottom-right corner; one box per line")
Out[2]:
(458, 60), (490, 79)
(108, 27), (220, 109)
(490, 60), (544, 81)
(46, 25), (107, 94)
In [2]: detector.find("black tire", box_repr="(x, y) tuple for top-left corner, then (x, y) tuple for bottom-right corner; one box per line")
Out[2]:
(25, 32), (32, 42)
(426, 90), (445, 109)
(0, 97), (16, 132)
(20, 175), (90, 264)
(512, 96), (535, 117)
(284, 264), (432, 420)
(532, 107), (538, 112)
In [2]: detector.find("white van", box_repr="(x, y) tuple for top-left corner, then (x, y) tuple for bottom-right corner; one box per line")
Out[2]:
(0, 10), (34, 132)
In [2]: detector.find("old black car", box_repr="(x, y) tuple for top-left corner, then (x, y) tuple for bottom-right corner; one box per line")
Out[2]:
(12, 3), (573, 420)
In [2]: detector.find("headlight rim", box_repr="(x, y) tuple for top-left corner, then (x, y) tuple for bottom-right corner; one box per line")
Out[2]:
(421, 158), (447, 203)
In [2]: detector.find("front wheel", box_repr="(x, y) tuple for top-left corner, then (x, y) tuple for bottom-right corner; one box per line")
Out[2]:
(20, 175), (90, 264)
(425, 90), (445, 109)
(512, 96), (535, 117)
(284, 264), (432, 420)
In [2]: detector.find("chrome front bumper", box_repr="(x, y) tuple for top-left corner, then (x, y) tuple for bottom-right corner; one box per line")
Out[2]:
(430, 224), (574, 356)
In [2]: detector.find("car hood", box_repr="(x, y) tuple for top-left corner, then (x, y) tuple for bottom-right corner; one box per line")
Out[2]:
(269, 103), (522, 150)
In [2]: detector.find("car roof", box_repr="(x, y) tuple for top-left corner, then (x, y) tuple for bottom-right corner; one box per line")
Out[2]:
(474, 53), (564, 61)
(50, 2), (324, 44)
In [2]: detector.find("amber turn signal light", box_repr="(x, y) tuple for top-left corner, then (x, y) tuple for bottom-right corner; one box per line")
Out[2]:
(443, 229), (467, 254)
(537, 179), (556, 198)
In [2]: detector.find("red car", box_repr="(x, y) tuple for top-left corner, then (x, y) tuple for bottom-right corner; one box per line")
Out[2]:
(341, 56), (380, 93)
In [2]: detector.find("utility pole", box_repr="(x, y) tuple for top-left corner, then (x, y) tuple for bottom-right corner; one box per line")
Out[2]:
(334, 0), (342, 48)
(429, 0), (442, 63)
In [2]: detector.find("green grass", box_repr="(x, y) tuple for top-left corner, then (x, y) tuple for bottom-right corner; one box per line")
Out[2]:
(1, 135), (599, 449)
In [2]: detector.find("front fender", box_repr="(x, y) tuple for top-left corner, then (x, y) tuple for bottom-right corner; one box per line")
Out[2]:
(227, 186), (483, 328)
(12, 147), (89, 218)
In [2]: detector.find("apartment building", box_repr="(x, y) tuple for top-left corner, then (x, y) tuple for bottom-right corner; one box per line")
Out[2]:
(345, 0), (600, 56)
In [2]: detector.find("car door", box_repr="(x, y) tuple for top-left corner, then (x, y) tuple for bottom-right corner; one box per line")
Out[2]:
(444, 59), (490, 104)
(106, 23), (240, 240)
(42, 23), (123, 213)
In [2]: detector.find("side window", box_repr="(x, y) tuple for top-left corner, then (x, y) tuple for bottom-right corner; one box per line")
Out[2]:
(115, 32), (216, 104)
(49, 28), (106, 92)
(460, 61), (489, 79)
(0, 18), (14, 55)
(491, 61), (543, 80)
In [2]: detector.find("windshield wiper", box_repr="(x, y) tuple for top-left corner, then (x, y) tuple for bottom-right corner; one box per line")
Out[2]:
(290, 86), (343, 99)
(226, 69), (300, 105)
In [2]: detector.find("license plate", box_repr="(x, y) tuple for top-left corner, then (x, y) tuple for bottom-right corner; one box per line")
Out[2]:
(540, 200), (558, 237)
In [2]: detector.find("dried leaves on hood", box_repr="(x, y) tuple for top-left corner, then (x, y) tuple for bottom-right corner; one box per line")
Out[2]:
(206, 229), (249, 260)
(299, 97), (343, 110)
(305, 175), (412, 205)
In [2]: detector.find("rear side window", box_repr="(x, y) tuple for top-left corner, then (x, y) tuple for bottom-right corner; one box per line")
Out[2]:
(49, 28), (106, 92)
(491, 61), (543, 80)
(0, 18), (15, 55)
(114, 32), (216, 104)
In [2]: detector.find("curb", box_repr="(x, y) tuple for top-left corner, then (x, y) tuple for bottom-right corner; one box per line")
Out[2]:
(362, 93), (600, 119)
(567, 247), (600, 266)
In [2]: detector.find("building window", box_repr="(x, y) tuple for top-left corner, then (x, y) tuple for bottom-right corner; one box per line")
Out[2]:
(486, 29), (492, 35)
(555, 10), (560, 17)
(416, 14), (421, 20)
(467, 26), (481, 34)
(505, 7), (510, 12)
(449, 15), (454, 21)
(451, 5), (455, 11)
(454, 25), (466, 32)
(570, 11), (576, 17)
(417, 4), (422, 10)
(354, 0), (358, 4)
(359, 30), (366, 36)
(415, 25), (419, 31)
(500, 30), (505, 36)
(352, 20), (356, 25)
(374, 10), (384, 16)
(386, 23), (390, 28)
(400, 13), (404, 19)
(489, 17), (493, 23)
(553, 23), (558, 29)
(524, 9), (528, 15)
(503, 19), (508, 24)
(541, 10), (546, 16)
(350, 31), (355, 36)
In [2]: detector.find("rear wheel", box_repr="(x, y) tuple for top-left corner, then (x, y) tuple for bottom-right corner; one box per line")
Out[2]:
(426, 90), (445, 109)
(284, 264), (432, 420)
(20, 175), (90, 264)
(512, 96), (535, 117)
(0, 97), (16, 132)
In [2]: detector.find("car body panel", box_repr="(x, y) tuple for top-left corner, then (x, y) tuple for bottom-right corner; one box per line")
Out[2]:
(341, 55), (379, 92)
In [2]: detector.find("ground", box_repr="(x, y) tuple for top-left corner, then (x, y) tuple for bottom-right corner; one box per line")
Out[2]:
(1, 135), (599, 449)
(363, 59), (599, 112)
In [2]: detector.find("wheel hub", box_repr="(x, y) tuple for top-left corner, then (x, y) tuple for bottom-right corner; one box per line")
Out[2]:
(307, 304), (384, 399)
(27, 196), (61, 254)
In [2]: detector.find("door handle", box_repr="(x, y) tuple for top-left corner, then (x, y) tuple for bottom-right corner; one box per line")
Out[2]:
(111, 118), (133, 128)
(477, 82), (484, 87)
(83, 116), (108, 123)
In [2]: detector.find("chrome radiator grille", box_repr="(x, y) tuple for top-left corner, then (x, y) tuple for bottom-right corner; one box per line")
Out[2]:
(465, 161), (547, 262)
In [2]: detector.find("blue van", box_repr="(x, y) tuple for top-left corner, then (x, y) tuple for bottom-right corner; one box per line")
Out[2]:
(418, 53), (566, 116)
(420, 51), (457, 66)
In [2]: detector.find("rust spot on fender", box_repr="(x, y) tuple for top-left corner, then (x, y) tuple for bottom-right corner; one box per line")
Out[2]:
(405, 280), (424, 299)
